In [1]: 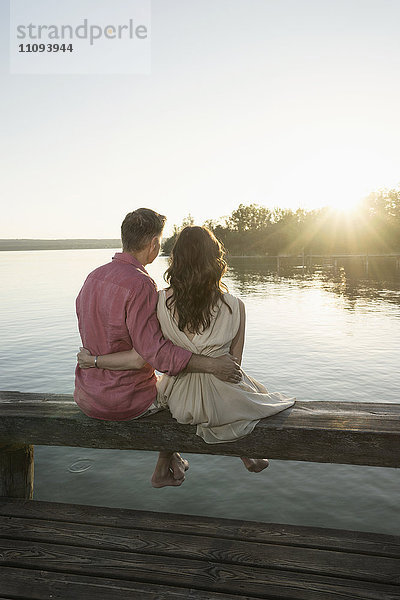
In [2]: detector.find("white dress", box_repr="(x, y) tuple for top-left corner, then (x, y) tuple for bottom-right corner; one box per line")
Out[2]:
(156, 290), (296, 444)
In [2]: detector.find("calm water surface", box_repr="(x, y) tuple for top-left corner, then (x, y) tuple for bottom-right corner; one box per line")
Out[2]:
(1, 250), (399, 534)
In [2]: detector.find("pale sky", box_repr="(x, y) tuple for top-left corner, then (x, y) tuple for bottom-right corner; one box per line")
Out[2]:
(1, 0), (400, 238)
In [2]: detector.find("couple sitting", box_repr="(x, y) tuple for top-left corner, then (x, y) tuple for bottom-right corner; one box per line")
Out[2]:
(74, 208), (295, 488)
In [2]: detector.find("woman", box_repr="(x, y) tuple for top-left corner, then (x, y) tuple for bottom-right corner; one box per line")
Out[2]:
(78, 227), (295, 476)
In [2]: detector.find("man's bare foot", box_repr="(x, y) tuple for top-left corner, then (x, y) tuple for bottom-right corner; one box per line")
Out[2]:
(151, 451), (187, 488)
(170, 452), (189, 480)
(151, 470), (184, 488)
(240, 457), (270, 473)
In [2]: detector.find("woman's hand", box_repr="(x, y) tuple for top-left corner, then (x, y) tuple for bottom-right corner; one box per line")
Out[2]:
(77, 347), (95, 369)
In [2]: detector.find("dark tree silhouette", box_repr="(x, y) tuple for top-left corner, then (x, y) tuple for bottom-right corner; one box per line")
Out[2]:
(162, 187), (400, 256)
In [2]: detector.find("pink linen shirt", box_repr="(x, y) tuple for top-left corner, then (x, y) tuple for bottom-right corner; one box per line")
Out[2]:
(74, 252), (192, 420)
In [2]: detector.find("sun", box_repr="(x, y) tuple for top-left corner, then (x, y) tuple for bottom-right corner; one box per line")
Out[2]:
(288, 147), (376, 215)
(328, 194), (363, 215)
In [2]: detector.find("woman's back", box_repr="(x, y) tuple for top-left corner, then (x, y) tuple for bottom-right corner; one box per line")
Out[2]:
(157, 289), (240, 356)
(156, 289), (295, 444)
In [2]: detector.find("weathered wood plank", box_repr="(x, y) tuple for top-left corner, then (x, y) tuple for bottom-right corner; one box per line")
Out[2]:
(1, 500), (400, 599)
(1, 391), (399, 467)
(1, 538), (400, 600)
(0, 566), (247, 600)
(0, 444), (33, 499)
(1, 515), (400, 583)
(1, 499), (399, 558)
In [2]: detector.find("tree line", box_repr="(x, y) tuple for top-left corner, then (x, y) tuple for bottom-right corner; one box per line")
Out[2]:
(162, 186), (400, 256)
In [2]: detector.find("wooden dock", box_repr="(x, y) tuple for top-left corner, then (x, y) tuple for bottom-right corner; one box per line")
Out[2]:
(1, 391), (400, 599)
(265, 252), (400, 276)
(1, 498), (400, 599)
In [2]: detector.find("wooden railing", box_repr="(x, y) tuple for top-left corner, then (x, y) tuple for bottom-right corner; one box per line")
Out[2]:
(1, 391), (399, 499)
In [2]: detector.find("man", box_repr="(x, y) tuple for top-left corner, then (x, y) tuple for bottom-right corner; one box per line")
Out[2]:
(75, 208), (241, 487)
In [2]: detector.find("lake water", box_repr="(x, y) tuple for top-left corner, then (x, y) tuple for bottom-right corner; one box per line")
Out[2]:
(1, 250), (399, 535)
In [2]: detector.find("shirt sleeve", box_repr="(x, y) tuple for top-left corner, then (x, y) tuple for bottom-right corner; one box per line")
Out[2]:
(125, 279), (192, 376)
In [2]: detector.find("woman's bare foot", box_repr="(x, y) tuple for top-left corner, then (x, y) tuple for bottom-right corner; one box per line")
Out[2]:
(170, 452), (189, 480)
(240, 457), (269, 473)
(151, 451), (186, 488)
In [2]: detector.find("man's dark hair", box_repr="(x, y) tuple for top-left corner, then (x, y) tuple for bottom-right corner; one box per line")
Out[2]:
(121, 208), (166, 252)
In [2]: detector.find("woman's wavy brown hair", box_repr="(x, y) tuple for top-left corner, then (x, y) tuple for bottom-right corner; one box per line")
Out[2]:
(164, 226), (231, 334)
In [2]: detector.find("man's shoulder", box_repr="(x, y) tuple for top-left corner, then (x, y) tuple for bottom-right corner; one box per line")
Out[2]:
(86, 260), (157, 294)
(88, 260), (113, 278)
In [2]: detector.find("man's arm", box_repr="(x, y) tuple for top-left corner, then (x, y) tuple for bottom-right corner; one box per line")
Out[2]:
(185, 354), (241, 383)
(77, 346), (241, 383)
(125, 281), (191, 375)
(81, 280), (241, 382)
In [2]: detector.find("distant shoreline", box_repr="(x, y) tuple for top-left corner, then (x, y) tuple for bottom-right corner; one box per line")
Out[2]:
(0, 240), (264, 256)
(2, 242), (399, 262)
(0, 240), (122, 251)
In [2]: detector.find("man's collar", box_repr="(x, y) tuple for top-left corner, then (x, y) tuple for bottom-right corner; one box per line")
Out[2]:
(112, 252), (148, 273)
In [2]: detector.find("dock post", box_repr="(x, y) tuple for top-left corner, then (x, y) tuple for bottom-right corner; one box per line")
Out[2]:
(0, 444), (34, 499)
(365, 253), (369, 276)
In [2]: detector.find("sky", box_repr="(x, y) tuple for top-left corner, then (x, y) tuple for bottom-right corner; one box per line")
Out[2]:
(1, 0), (400, 238)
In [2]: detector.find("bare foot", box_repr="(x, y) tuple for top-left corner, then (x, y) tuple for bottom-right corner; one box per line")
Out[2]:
(170, 453), (189, 480)
(151, 470), (184, 488)
(240, 457), (269, 473)
(151, 451), (186, 488)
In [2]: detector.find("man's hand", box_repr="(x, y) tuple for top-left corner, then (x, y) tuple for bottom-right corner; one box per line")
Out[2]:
(185, 353), (241, 382)
(211, 354), (242, 383)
